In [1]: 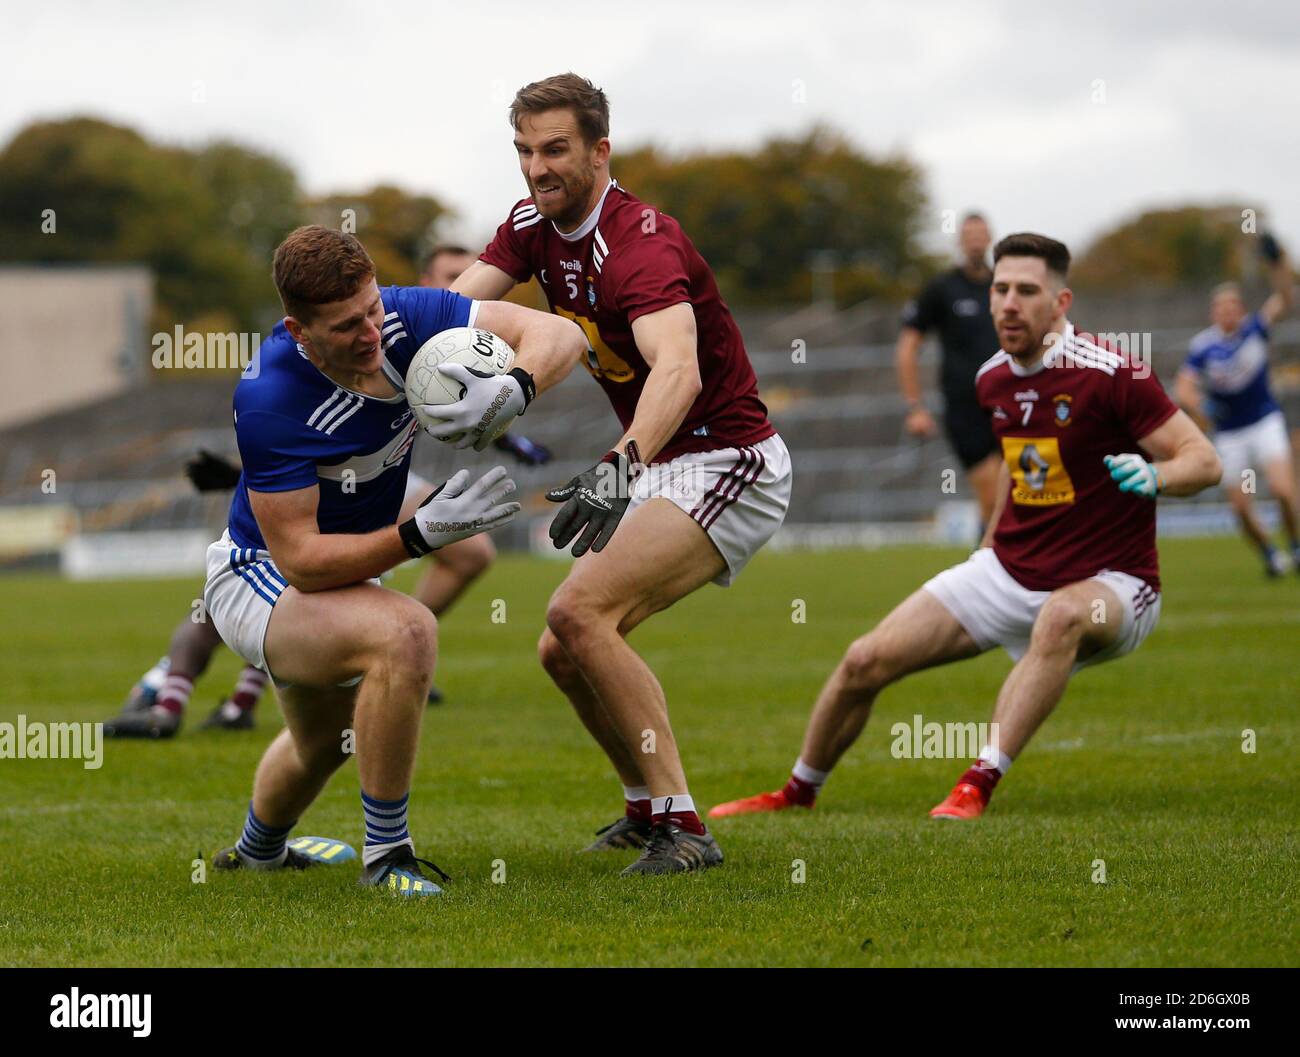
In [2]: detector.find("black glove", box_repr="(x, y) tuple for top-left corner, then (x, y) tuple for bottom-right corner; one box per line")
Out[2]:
(546, 449), (635, 557)
(1259, 232), (1283, 264)
(185, 450), (242, 492)
(493, 432), (552, 467)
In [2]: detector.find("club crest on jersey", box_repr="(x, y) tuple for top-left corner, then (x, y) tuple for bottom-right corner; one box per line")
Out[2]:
(1053, 394), (1073, 426)
(586, 279), (597, 307)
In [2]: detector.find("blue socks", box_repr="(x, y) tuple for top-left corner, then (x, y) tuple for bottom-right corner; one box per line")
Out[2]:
(361, 790), (412, 867)
(235, 803), (294, 868)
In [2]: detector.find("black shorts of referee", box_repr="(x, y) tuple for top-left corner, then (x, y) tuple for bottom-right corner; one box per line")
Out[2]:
(943, 391), (997, 469)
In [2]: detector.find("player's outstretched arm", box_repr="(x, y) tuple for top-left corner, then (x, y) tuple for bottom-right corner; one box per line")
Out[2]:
(249, 471), (519, 592)
(1259, 236), (1295, 326)
(617, 303), (702, 464)
(451, 260), (517, 301)
(544, 304), (701, 558)
(1121, 410), (1222, 498)
(473, 299), (587, 395)
(422, 301), (587, 451)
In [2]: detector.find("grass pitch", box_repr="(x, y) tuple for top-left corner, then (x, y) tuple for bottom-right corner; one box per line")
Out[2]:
(2, 538), (1296, 966)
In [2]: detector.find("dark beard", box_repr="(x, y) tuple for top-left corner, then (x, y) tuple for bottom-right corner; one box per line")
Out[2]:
(543, 172), (595, 229)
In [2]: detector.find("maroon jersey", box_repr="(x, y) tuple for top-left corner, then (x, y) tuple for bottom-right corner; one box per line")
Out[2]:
(976, 323), (1178, 591)
(480, 180), (775, 463)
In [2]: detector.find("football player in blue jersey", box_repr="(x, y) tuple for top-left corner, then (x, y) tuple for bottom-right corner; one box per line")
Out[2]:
(104, 246), (555, 739)
(1176, 234), (1298, 577)
(207, 226), (586, 893)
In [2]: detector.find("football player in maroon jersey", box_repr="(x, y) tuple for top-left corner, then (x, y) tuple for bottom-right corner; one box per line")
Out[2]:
(453, 74), (792, 873)
(711, 233), (1220, 822)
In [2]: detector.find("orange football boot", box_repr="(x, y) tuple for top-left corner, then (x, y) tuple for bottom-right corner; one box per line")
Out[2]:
(708, 788), (810, 818)
(928, 781), (988, 820)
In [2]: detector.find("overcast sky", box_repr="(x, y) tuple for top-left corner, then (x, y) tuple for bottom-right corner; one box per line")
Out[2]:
(5, 0), (1299, 262)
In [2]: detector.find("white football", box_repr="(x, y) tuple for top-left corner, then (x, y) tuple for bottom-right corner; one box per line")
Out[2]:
(405, 326), (517, 444)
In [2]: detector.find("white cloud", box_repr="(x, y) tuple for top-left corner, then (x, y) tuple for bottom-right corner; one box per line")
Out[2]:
(2, 0), (1298, 257)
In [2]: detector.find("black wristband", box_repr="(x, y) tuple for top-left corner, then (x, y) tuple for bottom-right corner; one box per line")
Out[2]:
(399, 516), (433, 559)
(508, 367), (536, 410)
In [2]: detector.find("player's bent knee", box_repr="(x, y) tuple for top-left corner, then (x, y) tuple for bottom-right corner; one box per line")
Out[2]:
(1031, 595), (1089, 648)
(545, 591), (606, 651)
(375, 604), (438, 679)
(839, 635), (895, 694)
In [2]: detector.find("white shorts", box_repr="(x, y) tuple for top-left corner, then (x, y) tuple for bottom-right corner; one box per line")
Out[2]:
(922, 546), (1161, 669)
(203, 529), (372, 686)
(630, 433), (792, 586)
(1215, 410), (1291, 484)
(203, 530), (284, 673)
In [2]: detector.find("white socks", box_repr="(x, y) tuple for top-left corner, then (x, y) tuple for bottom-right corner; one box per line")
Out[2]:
(792, 758), (829, 790)
(978, 745), (1013, 774)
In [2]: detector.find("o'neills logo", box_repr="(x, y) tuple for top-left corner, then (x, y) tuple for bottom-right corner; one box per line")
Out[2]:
(50, 988), (151, 1037)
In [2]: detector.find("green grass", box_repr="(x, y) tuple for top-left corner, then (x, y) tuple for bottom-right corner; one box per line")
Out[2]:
(1, 537), (1297, 966)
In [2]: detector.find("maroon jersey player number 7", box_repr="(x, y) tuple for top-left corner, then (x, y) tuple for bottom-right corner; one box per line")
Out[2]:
(976, 322), (1179, 593)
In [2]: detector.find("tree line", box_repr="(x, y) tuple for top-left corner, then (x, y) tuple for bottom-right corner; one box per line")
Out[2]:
(0, 116), (1277, 336)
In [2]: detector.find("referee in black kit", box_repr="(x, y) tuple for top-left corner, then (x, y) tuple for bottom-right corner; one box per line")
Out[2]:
(896, 212), (1002, 526)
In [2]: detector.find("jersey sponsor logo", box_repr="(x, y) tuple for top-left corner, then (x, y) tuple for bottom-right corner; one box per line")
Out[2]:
(316, 419), (419, 484)
(552, 304), (635, 383)
(1002, 436), (1075, 506)
(1053, 394), (1073, 426)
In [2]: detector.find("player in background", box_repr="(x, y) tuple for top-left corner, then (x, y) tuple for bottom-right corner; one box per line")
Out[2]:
(452, 74), (792, 874)
(897, 213), (1003, 529)
(105, 450), (270, 738)
(103, 246), (558, 736)
(207, 226), (585, 894)
(711, 233), (1220, 821)
(1175, 235), (1297, 577)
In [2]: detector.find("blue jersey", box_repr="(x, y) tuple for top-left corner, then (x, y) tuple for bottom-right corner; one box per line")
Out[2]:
(1183, 311), (1279, 431)
(227, 285), (476, 550)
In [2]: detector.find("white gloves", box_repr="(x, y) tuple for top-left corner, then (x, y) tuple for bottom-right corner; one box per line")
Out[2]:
(398, 467), (520, 557)
(418, 364), (535, 452)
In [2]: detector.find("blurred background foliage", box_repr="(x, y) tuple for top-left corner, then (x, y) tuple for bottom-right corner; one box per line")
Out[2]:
(0, 116), (1280, 336)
